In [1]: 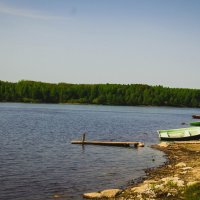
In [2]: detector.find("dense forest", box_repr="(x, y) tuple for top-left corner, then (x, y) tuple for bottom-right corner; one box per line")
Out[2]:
(0, 80), (200, 107)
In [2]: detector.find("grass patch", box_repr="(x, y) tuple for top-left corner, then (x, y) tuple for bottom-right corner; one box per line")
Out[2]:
(184, 183), (200, 200)
(166, 180), (178, 188)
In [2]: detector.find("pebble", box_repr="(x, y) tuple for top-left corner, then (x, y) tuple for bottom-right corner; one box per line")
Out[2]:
(175, 162), (187, 168)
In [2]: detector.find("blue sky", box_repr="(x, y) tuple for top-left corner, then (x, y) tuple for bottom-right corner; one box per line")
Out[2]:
(0, 0), (200, 88)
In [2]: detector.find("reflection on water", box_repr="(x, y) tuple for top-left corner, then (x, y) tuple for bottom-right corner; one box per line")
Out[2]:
(0, 103), (198, 200)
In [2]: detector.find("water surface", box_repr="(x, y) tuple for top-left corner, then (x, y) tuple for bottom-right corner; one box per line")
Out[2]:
(0, 103), (198, 199)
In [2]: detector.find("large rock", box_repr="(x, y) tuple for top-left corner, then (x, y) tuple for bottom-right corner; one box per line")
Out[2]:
(83, 192), (102, 199)
(175, 162), (187, 168)
(182, 167), (192, 171)
(161, 176), (184, 187)
(100, 189), (122, 198)
(158, 142), (169, 148)
(131, 184), (149, 193)
(83, 189), (122, 199)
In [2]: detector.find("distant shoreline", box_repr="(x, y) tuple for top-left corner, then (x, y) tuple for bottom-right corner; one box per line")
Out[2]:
(1, 80), (200, 108)
(0, 101), (198, 110)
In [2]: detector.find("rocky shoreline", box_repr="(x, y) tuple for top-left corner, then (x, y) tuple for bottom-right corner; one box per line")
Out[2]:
(83, 142), (200, 199)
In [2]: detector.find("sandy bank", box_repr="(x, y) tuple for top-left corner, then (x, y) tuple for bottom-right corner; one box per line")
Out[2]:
(83, 142), (200, 199)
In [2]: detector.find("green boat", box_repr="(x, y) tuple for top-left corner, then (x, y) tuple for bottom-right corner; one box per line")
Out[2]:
(190, 122), (200, 126)
(157, 127), (200, 141)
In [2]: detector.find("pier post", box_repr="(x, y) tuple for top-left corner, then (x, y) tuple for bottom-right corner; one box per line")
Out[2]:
(82, 133), (86, 144)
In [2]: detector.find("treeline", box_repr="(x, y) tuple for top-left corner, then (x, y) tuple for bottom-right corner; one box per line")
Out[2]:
(0, 80), (200, 107)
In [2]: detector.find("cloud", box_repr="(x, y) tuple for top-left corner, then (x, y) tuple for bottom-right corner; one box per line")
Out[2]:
(0, 3), (68, 20)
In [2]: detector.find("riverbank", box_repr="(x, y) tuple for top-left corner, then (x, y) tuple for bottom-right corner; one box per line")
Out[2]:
(83, 142), (200, 199)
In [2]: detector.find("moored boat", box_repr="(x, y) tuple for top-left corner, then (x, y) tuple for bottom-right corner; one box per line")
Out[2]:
(190, 121), (200, 126)
(192, 115), (200, 119)
(157, 127), (200, 141)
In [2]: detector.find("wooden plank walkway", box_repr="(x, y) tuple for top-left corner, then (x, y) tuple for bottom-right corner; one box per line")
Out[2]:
(71, 140), (144, 147)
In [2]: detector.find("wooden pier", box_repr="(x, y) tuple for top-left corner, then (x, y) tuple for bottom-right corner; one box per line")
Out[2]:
(71, 140), (144, 147)
(71, 133), (144, 147)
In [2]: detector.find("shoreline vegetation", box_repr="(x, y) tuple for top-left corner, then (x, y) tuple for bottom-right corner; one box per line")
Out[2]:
(1, 80), (200, 107)
(83, 142), (200, 200)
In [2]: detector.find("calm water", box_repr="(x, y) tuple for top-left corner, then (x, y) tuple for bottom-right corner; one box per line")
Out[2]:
(0, 103), (199, 200)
